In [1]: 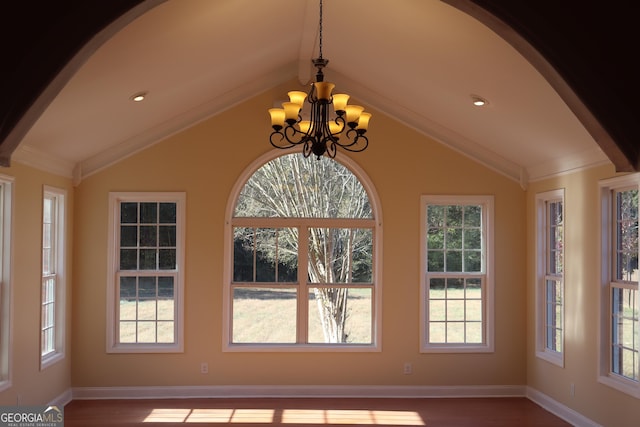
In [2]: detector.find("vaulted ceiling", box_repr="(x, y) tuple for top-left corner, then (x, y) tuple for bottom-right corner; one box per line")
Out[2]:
(0, 1), (637, 186)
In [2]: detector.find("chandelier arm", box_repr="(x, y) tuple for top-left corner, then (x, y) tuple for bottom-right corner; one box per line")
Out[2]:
(339, 130), (369, 152)
(269, 131), (293, 149)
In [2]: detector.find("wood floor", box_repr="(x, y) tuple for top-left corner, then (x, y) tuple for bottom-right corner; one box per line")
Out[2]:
(64, 397), (572, 426)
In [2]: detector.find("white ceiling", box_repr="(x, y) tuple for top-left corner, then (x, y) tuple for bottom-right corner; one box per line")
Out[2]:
(13, 0), (608, 186)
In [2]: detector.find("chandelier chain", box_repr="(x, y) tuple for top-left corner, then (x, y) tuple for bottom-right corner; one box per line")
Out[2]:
(318, 0), (324, 59)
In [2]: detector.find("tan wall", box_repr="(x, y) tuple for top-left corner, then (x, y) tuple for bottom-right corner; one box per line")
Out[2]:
(71, 81), (526, 388)
(0, 162), (74, 406)
(527, 164), (640, 427)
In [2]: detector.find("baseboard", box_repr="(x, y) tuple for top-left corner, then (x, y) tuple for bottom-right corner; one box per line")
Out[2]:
(527, 387), (601, 427)
(72, 384), (526, 400)
(49, 388), (73, 407)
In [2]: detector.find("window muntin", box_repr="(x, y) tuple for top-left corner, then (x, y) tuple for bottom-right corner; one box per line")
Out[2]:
(41, 187), (66, 368)
(535, 190), (564, 366)
(421, 195), (494, 353)
(226, 153), (380, 350)
(107, 193), (185, 353)
(599, 175), (640, 398)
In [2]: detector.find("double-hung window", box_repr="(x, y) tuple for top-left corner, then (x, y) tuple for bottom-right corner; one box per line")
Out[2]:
(535, 189), (564, 366)
(600, 175), (640, 397)
(107, 192), (185, 353)
(0, 175), (13, 390)
(420, 195), (494, 352)
(41, 186), (66, 369)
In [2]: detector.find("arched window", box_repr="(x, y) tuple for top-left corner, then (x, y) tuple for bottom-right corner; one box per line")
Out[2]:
(223, 152), (381, 351)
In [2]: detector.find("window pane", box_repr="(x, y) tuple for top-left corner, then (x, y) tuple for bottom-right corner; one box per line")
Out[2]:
(615, 189), (638, 281)
(140, 202), (157, 223)
(159, 225), (176, 246)
(429, 322), (446, 343)
(138, 299), (157, 321)
(139, 226), (157, 247)
(445, 251), (462, 272)
(157, 321), (174, 343)
(446, 228), (462, 249)
(159, 249), (176, 269)
(119, 322), (136, 343)
(308, 288), (372, 344)
(611, 286), (639, 380)
(233, 227), (298, 283)
(121, 202), (138, 223)
(139, 249), (157, 269)
(233, 154), (372, 219)
(159, 202), (176, 223)
(120, 225), (137, 247)
(120, 249), (137, 270)
(464, 205), (481, 227)
(137, 322), (156, 343)
(120, 276), (137, 299)
(232, 287), (297, 343)
(446, 206), (463, 227)
(308, 228), (372, 284)
(138, 277), (156, 297)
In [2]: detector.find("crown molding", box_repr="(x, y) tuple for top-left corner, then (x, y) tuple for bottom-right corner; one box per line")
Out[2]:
(12, 145), (75, 178)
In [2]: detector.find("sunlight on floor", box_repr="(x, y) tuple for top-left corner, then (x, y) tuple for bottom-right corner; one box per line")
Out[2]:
(143, 408), (426, 425)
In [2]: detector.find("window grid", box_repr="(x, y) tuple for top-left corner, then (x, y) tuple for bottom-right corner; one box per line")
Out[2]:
(41, 188), (65, 368)
(611, 187), (639, 381)
(41, 195), (56, 357)
(0, 178), (11, 388)
(427, 276), (484, 344)
(544, 198), (564, 354)
(117, 201), (178, 345)
(230, 224), (375, 346)
(421, 196), (493, 352)
(107, 192), (185, 353)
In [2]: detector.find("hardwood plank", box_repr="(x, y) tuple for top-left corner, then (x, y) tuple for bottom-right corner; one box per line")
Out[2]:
(64, 397), (571, 426)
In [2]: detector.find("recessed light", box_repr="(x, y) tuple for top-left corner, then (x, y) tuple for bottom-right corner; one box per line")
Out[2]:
(130, 92), (147, 102)
(470, 94), (488, 107)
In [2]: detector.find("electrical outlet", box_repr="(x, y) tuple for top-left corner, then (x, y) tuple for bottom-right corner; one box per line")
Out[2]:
(570, 383), (575, 397)
(403, 362), (412, 375)
(200, 362), (209, 374)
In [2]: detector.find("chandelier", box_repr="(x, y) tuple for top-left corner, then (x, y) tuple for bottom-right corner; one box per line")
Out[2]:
(268, 0), (371, 159)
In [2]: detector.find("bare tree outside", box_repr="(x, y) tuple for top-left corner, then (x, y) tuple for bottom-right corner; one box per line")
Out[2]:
(233, 154), (373, 343)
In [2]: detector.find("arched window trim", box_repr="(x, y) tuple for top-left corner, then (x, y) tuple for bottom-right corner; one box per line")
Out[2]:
(222, 150), (383, 352)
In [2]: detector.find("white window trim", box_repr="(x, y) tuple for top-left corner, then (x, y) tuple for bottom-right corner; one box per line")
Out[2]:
(534, 189), (565, 367)
(0, 175), (13, 392)
(420, 195), (495, 353)
(222, 150), (383, 352)
(598, 174), (640, 398)
(40, 186), (66, 370)
(106, 192), (186, 353)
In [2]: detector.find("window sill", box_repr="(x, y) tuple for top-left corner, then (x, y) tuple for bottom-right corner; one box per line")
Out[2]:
(421, 343), (494, 353)
(535, 350), (564, 368)
(108, 343), (184, 354)
(598, 374), (640, 399)
(41, 351), (65, 370)
(224, 343), (381, 353)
